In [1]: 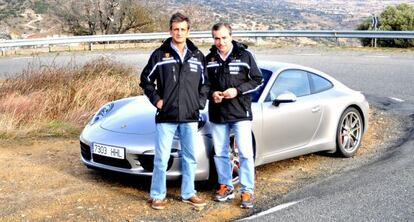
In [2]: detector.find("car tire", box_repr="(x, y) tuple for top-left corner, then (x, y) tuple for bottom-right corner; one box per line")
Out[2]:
(335, 107), (364, 157)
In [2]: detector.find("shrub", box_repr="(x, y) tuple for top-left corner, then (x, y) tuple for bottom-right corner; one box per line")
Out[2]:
(357, 3), (414, 48)
(0, 57), (141, 138)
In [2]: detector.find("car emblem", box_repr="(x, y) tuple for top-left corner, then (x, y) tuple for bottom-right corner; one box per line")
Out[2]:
(121, 124), (127, 129)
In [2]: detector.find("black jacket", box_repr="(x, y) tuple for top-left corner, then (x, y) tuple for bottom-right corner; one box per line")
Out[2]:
(206, 41), (263, 123)
(140, 38), (209, 123)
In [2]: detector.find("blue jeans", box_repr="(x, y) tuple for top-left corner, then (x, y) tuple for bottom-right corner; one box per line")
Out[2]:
(150, 122), (198, 200)
(211, 121), (255, 193)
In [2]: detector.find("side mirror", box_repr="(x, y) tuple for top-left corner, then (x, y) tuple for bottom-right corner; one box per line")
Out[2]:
(272, 91), (297, 106)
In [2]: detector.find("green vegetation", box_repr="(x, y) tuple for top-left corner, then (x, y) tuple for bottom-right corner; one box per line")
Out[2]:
(33, 0), (50, 14)
(357, 3), (414, 48)
(0, 57), (141, 138)
(0, 0), (26, 20)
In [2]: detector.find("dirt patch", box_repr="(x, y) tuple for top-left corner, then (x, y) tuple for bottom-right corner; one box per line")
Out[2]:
(0, 107), (402, 221)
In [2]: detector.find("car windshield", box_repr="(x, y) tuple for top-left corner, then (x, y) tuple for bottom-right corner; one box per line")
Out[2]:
(250, 68), (272, 102)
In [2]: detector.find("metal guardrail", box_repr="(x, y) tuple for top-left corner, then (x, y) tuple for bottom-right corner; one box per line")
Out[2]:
(1, 30), (414, 48)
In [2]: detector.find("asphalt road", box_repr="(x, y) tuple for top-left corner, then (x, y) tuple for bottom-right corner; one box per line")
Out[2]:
(241, 100), (414, 222)
(1, 47), (414, 221)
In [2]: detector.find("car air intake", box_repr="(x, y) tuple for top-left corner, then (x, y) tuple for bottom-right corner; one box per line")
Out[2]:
(136, 154), (174, 172)
(92, 154), (132, 169)
(80, 141), (92, 160)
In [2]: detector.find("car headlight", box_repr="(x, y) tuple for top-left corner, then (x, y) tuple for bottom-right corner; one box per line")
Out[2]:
(89, 102), (114, 125)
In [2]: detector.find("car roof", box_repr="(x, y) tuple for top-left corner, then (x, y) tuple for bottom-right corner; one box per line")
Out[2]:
(258, 60), (343, 86)
(259, 61), (311, 73)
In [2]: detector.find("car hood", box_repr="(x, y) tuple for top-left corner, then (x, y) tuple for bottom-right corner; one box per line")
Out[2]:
(100, 96), (156, 135)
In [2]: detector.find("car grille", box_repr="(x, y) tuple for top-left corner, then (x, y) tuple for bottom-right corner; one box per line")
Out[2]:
(80, 141), (175, 171)
(92, 154), (132, 169)
(136, 154), (174, 172)
(80, 141), (91, 160)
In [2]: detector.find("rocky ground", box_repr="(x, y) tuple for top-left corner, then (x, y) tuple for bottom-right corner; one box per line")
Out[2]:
(0, 107), (405, 221)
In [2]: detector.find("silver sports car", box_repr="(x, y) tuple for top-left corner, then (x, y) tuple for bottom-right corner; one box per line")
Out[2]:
(80, 61), (369, 182)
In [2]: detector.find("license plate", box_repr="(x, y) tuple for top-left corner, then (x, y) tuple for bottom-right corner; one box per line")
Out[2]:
(92, 143), (125, 159)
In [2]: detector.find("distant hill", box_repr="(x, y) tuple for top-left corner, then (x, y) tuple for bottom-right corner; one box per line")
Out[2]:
(150, 0), (414, 30)
(1, 0), (414, 39)
(0, 0), (61, 39)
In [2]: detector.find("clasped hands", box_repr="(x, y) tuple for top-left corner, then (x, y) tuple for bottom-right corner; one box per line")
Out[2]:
(212, 88), (238, 103)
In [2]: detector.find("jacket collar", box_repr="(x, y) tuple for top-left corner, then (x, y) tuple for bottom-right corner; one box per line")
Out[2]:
(209, 40), (248, 60)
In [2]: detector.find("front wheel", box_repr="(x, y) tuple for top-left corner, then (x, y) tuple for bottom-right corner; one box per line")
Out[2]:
(229, 135), (240, 185)
(335, 107), (364, 157)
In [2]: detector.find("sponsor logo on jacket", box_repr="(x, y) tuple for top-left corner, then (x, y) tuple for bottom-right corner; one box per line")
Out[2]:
(162, 53), (174, 61)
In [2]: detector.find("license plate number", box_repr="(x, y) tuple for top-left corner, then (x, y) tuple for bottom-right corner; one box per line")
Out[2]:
(92, 143), (125, 159)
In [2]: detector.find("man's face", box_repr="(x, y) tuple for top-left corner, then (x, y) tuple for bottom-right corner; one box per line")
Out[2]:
(170, 21), (189, 45)
(213, 27), (232, 55)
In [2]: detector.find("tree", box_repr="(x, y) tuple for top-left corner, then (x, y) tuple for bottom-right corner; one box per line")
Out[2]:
(56, 0), (153, 35)
(357, 3), (414, 48)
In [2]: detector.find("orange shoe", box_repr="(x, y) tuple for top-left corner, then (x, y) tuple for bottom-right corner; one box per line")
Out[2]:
(215, 184), (235, 202)
(240, 192), (254, 209)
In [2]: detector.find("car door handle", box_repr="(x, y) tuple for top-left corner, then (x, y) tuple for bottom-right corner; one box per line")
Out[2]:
(312, 106), (321, 113)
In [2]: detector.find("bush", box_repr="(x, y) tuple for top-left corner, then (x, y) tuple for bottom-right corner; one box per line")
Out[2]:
(34, 0), (49, 14)
(357, 3), (414, 48)
(0, 57), (141, 138)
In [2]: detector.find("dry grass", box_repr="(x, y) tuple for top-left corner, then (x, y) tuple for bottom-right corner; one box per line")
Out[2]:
(0, 57), (141, 138)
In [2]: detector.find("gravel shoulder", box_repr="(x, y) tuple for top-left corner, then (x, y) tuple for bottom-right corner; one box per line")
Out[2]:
(0, 107), (404, 221)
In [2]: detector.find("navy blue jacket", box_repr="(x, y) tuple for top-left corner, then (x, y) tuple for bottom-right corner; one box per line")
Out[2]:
(206, 41), (263, 123)
(140, 38), (209, 123)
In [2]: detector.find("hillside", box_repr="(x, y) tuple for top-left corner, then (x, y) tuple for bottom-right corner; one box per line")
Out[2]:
(1, 0), (414, 39)
(151, 0), (414, 30)
(0, 0), (60, 39)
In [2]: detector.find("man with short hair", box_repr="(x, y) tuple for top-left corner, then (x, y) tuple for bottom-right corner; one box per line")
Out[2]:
(140, 12), (209, 210)
(206, 23), (263, 209)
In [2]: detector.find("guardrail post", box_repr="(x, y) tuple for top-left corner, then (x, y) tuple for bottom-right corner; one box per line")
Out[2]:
(88, 43), (93, 51)
(49, 44), (52, 53)
(333, 32), (339, 46)
(255, 36), (265, 46)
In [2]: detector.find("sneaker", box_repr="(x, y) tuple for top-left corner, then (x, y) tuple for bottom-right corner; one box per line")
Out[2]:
(215, 184), (235, 202)
(182, 195), (207, 207)
(240, 192), (254, 209)
(150, 198), (167, 210)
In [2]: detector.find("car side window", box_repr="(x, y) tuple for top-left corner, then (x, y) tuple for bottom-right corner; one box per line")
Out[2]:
(265, 69), (311, 102)
(310, 72), (333, 93)
(250, 69), (272, 102)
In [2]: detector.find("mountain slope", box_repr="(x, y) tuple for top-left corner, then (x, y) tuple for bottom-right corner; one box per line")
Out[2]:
(1, 0), (414, 39)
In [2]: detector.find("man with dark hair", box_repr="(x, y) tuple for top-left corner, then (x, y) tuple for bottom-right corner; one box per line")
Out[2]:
(206, 22), (263, 209)
(140, 12), (208, 210)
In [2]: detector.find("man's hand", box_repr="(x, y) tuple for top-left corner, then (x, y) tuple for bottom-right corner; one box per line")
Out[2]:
(156, 99), (164, 109)
(212, 91), (224, 103)
(222, 88), (238, 99)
